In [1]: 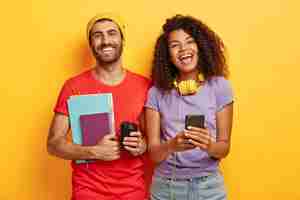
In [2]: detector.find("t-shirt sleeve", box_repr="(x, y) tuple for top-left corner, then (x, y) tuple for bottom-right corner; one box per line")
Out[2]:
(53, 80), (74, 116)
(145, 86), (160, 112)
(213, 77), (234, 112)
(142, 79), (153, 105)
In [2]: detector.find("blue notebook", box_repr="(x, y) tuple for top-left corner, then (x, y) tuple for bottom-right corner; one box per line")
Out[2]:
(67, 93), (114, 163)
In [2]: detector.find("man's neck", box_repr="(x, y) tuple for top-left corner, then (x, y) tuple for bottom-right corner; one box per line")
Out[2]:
(93, 59), (126, 86)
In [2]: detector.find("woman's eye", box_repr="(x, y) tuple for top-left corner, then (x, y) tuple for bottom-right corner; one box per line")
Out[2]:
(169, 44), (179, 48)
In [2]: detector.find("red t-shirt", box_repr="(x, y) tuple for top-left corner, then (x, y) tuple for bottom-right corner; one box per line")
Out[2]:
(54, 69), (151, 200)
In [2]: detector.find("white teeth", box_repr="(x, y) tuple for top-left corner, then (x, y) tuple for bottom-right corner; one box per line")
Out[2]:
(178, 53), (193, 65)
(179, 54), (192, 61)
(181, 57), (192, 65)
(102, 47), (113, 52)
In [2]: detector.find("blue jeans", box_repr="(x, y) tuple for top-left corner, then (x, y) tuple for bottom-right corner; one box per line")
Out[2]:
(150, 172), (227, 200)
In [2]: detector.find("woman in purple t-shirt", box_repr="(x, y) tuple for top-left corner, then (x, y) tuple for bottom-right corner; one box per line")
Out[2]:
(145, 15), (234, 200)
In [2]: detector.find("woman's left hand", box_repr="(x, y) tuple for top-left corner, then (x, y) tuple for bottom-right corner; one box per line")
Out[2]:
(184, 126), (215, 151)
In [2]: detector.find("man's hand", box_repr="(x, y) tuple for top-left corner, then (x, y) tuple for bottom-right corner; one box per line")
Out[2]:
(123, 131), (147, 156)
(91, 134), (120, 161)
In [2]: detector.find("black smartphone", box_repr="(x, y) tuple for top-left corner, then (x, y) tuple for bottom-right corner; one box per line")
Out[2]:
(120, 121), (138, 148)
(185, 115), (205, 129)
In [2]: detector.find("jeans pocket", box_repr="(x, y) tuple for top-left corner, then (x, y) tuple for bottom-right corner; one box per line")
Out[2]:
(150, 177), (171, 200)
(198, 173), (227, 199)
(206, 173), (224, 189)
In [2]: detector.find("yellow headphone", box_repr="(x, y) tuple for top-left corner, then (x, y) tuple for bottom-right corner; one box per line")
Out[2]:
(173, 74), (205, 95)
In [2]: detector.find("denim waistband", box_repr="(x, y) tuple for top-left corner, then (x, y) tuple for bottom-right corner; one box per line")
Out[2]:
(158, 172), (218, 182)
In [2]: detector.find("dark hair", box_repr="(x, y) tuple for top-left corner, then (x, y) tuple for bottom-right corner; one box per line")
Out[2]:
(152, 14), (229, 91)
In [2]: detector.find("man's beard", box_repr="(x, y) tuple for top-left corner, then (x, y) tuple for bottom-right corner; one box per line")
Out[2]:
(92, 43), (123, 65)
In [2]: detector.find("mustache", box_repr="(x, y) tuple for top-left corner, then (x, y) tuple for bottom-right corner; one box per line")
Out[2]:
(97, 44), (117, 50)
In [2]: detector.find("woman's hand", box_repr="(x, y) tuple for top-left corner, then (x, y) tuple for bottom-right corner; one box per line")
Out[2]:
(184, 126), (215, 151)
(168, 131), (195, 153)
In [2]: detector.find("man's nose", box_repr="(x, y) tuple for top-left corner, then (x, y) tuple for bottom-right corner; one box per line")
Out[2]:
(101, 34), (110, 45)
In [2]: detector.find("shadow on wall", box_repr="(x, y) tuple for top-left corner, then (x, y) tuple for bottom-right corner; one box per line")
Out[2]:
(76, 40), (95, 70)
(61, 39), (95, 74)
(43, 156), (72, 199)
(41, 42), (94, 199)
(40, 111), (72, 199)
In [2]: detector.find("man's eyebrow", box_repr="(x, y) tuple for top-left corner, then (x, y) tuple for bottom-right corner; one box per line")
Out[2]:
(92, 28), (118, 34)
(107, 29), (118, 33)
(91, 30), (103, 35)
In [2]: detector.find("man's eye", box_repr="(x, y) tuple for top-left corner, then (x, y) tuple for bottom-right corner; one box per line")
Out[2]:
(108, 31), (118, 36)
(93, 34), (101, 39)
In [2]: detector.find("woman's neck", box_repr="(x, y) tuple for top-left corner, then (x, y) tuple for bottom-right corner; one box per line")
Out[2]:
(178, 69), (199, 81)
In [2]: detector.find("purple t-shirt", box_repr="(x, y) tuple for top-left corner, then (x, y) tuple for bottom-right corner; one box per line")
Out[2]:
(145, 76), (233, 179)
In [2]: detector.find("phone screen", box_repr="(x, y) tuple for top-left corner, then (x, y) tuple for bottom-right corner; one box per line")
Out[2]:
(185, 115), (205, 129)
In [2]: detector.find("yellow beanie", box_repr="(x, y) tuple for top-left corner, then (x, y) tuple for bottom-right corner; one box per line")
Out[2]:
(86, 12), (126, 41)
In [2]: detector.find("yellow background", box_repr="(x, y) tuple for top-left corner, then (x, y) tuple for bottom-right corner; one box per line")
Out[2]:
(1, 0), (299, 199)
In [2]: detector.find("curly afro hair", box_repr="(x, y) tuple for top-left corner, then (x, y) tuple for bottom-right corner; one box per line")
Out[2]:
(152, 14), (229, 91)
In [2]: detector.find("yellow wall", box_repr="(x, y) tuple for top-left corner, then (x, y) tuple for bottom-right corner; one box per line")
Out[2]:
(1, 0), (299, 199)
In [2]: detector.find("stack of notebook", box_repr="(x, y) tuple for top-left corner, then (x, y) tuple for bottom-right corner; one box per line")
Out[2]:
(67, 93), (114, 163)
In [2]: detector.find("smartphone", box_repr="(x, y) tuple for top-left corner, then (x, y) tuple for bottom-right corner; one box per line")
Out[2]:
(185, 115), (205, 129)
(120, 121), (138, 148)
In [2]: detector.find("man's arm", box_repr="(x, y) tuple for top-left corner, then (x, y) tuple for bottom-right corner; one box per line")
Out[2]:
(47, 113), (120, 161)
(47, 113), (95, 160)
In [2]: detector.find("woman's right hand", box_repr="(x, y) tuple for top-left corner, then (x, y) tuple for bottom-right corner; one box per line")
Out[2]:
(167, 131), (195, 153)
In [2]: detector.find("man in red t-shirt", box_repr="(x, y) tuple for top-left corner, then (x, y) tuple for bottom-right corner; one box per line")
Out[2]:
(47, 13), (151, 200)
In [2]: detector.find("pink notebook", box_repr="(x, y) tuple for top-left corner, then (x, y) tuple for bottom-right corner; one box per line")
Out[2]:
(79, 113), (112, 146)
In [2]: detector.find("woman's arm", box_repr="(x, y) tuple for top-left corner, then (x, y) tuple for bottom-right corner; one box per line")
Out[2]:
(145, 108), (195, 164)
(208, 103), (233, 158)
(185, 103), (233, 159)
